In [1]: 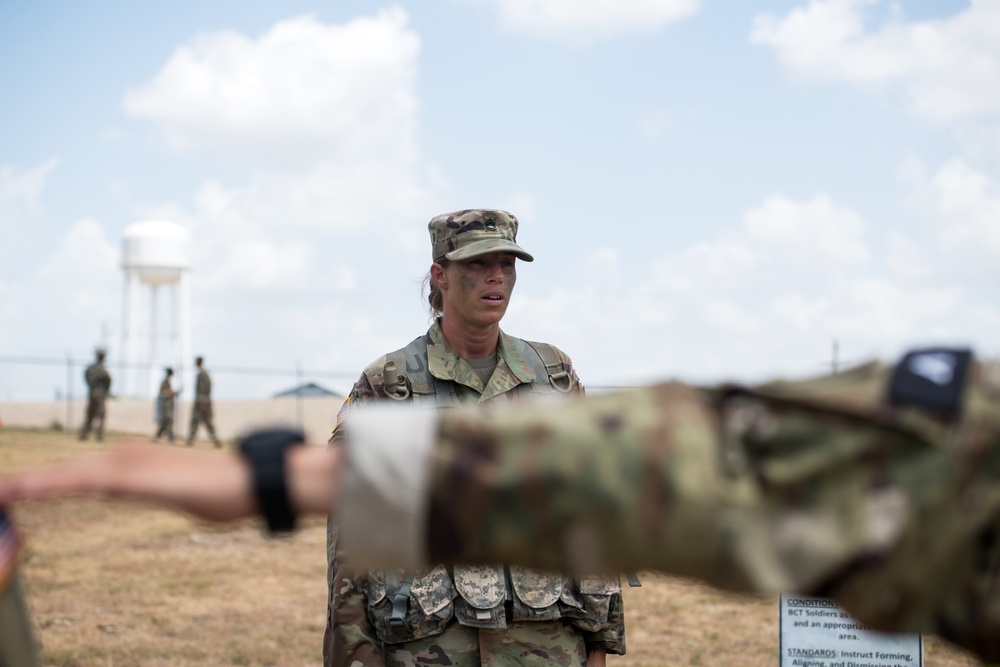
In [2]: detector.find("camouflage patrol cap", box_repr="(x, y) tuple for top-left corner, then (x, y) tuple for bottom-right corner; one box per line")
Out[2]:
(428, 209), (534, 263)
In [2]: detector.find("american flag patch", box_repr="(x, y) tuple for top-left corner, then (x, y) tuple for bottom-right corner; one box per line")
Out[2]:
(0, 509), (22, 591)
(333, 396), (351, 433)
(331, 397), (351, 436)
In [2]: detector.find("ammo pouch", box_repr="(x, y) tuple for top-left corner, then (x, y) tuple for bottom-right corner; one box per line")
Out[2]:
(556, 575), (620, 633)
(366, 566), (456, 645)
(367, 565), (621, 643)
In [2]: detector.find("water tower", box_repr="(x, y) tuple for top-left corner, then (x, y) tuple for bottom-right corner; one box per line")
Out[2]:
(120, 220), (193, 398)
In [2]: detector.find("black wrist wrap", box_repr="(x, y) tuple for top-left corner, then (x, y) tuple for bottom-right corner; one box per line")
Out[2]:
(238, 428), (306, 533)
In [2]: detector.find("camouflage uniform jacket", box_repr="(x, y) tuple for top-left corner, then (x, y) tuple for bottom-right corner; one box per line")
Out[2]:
(158, 378), (176, 420)
(327, 321), (625, 666)
(84, 362), (111, 399)
(194, 369), (212, 406)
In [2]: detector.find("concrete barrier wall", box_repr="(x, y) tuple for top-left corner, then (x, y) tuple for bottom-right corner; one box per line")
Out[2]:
(0, 396), (344, 445)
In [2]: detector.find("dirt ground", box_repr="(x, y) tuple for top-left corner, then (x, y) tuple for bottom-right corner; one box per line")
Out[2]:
(0, 428), (984, 667)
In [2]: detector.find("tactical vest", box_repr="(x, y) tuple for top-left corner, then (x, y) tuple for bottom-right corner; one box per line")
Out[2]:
(364, 334), (621, 644)
(377, 334), (575, 404)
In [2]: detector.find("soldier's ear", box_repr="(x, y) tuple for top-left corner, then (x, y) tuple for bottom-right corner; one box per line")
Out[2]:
(430, 263), (448, 291)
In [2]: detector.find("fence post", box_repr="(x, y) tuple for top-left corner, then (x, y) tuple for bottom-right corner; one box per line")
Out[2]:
(65, 352), (73, 432)
(295, 360), (303, 429)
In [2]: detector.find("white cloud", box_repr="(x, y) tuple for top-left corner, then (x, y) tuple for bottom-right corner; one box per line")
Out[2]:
(912, 158), (1000, 295)
(0, 159), (58, 227)
(119, 9), (449, 294)
(477, 0), (699, 45)
(506, 189), (999, 387)
(36, 218), (119, 296)
(0, 159), (60, 273)
(751, 0), (1000, 125)
(743, 194), (869, 269)
(647, 194), (868, 294)
(123, 9), (420, 162)
(0, 218), (120, 355)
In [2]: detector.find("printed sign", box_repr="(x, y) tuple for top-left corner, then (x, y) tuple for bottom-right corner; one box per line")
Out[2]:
(780, 596), (921, 667)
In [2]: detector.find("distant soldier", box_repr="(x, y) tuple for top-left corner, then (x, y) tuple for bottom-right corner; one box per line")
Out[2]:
(78, 349), (111, 441)
(154, 368), (179, 443)
(187, 356), (220, 447)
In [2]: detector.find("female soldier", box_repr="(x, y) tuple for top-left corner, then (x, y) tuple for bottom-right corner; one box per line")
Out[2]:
(325, 209), (625, 667)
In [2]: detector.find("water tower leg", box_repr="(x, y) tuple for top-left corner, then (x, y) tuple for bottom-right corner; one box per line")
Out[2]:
(179, 272), (193, 421)
(149, 284), (159, 399)
(169, 282), (179, 371)
(120, 271), (135, 396)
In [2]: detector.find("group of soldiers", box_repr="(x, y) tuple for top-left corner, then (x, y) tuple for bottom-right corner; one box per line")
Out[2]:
(77, 350), (220, 446)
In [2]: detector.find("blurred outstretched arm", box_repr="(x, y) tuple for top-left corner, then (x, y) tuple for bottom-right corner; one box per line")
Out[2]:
(0, 442), (340, 524)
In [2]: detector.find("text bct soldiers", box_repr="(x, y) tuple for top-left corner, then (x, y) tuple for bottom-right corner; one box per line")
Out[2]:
(326, 209), (625, 667)
(187, 356), (221, 447)
(78, 348), (111, 442)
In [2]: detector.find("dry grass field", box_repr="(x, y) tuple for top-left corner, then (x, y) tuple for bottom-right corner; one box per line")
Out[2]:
(0, 428), (984, 667)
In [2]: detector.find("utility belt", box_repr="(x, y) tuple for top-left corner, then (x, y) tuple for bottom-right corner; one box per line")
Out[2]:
(365, 565), (620, 645)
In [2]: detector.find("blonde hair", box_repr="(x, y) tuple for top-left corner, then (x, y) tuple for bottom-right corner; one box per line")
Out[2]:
(422, 258), (452, 317)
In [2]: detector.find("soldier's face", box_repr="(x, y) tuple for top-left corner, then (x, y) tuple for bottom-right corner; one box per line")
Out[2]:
(436, 252), (517, 328)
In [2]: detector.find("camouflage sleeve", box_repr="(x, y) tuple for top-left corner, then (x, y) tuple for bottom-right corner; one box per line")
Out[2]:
(415, 359), (1000, 660)
(551, 344), (627, 655)
(329, 364), (385, 445)
(326, 366), (390, 667)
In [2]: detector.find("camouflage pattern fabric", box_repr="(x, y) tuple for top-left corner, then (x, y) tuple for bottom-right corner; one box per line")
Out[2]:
(188, 369), (219, 444)
(381, 619), (588, 667)
(155, 377), (176, 442)
(428, 209), (533, 263)
(325, 321), (620, 667)
(0, 511), (39, 667)
(78, 361), (111, 441)
(406, 356), (1000, 662)
(0, 574), (40, 667)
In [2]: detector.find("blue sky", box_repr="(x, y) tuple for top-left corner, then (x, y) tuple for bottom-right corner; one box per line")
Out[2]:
(1, 0), (998, 401)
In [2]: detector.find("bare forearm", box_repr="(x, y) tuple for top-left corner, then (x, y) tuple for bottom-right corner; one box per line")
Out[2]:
(0, 441), (340, 524)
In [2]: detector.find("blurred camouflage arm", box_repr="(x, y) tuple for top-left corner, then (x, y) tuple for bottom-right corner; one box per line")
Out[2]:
(341, 358), (1000, 660)
(556, 352), (628, 657)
